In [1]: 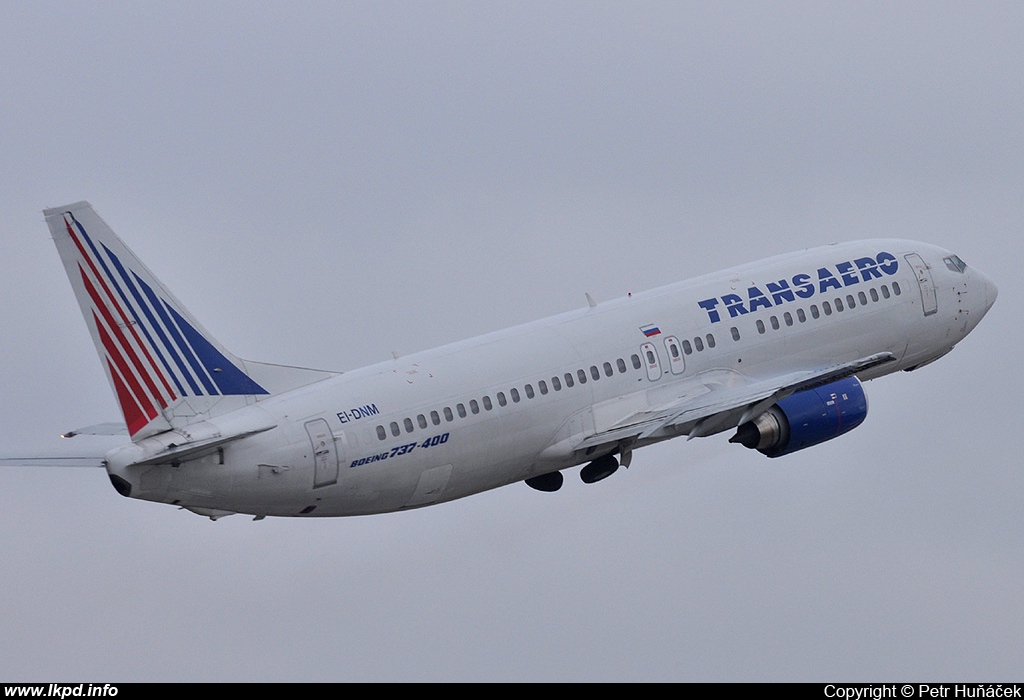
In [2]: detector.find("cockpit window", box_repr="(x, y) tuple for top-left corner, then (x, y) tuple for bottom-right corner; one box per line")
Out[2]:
(944, 255), (967, 273)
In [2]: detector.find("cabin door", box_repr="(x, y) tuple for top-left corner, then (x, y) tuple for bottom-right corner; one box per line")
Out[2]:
(905, 253), (938, 317)
(305, 418), (339, 488)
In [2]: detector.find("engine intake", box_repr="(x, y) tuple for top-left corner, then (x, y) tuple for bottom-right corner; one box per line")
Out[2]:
(730, 376), (868, 457)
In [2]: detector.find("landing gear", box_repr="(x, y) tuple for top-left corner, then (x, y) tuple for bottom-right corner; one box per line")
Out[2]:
(526, 451), (624, 492)
(580, 454), (618, 484)
(525, 471), (564, 492)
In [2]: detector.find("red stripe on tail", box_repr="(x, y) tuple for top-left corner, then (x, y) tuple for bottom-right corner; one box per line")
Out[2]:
(79, 264), (168, 410)
(106, 359), (149, 436)
(65, 217), (177, 403)
(93, 310), (158, 424)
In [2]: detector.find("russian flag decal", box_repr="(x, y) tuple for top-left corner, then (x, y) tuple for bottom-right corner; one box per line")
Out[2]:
(640, 324), (661, 337)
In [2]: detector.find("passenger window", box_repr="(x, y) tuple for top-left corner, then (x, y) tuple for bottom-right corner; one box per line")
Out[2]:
(577, 369), (587, 384)
(443, 407), (454, 422)
(811, 304), (820, 319)
(706, 333), (716, 349)
(858, 291), (868, 305)
(846, 294), (856, 309)
(497, 392), (507, 407)
(552, 376), (562, 391)
(511, 388), (520, 402)
(694, 336), (704, 352)
(823, 301), (833, 315)
(835, 298), (844, 312)
(881, 285), (891, 299)
(482, 396), (492, 411)
(431, 410), (441, 425)
(376, 425), (387, 441)
(565, 373), (574, 388)
(784, 312), (793, 326)
(470, 399), (479, 414)
(797, 309), (806, 323)
(538, 380), (548, 395)
(457, 403), (466, 418)
(525, 384), (535, 399)
(404, 417), (414, 433)
(756, 319), (766, 334)
(682, 339), (693, 354)
(631, 355), (642, 370)
(390, 422), (400, 437)
(590, 366), (600, 380)
(417, 414), (427, 429)
(770, 316), (780, 330)
(893, 281), (902, 295)
(731, 326), (741, 341)
(603, 362), (613, 377)
(870, 288), (879, 302)
(616, 359), (627, 373)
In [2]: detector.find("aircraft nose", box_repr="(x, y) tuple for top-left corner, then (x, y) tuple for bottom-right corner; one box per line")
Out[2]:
(978, 268), (998, 310)
(971, 266), (998, 318)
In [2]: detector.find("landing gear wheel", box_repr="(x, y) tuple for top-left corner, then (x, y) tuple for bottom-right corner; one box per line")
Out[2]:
(580, 454), (619, 484)
(525, 471), (564, 492)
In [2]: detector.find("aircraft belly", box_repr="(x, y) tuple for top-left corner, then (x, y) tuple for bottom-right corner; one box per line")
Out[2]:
(403, 414), (561, 506)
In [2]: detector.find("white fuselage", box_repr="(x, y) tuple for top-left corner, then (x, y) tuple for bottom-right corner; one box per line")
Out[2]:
(104, 239), (996, 518)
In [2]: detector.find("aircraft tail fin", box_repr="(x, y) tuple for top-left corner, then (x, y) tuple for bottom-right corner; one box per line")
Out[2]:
(44, 201), (338, 441)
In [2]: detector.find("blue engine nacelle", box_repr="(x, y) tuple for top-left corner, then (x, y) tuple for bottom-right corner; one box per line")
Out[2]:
(729, 376), (868, 458)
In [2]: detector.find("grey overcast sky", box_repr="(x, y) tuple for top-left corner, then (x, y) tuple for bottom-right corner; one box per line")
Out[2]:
(1, 1), (1021, 681)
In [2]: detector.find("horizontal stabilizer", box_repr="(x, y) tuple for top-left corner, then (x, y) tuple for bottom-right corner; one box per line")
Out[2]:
(0, 454), (110, 468)
(130, 425), (275, 467)
(61, 422), (128, 438)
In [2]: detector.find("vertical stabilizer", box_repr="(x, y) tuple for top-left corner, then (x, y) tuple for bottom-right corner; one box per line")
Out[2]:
(43, 201), (331, 440)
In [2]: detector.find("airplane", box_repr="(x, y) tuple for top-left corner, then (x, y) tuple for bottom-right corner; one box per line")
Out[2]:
(0, 201), (997, 520)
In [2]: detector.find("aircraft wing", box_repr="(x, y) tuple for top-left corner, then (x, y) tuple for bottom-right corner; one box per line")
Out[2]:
(573, 352), (897, 456)
(0, 446), (115, 468)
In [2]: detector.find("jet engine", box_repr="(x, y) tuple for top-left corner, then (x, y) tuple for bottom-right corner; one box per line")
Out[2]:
(730, 376), (868, 458)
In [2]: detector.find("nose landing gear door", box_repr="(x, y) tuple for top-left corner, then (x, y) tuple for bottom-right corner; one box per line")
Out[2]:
(305, 418), (339, 488)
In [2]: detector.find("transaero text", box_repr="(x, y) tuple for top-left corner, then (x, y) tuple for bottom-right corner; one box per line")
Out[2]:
(698, 252), (900, 324)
